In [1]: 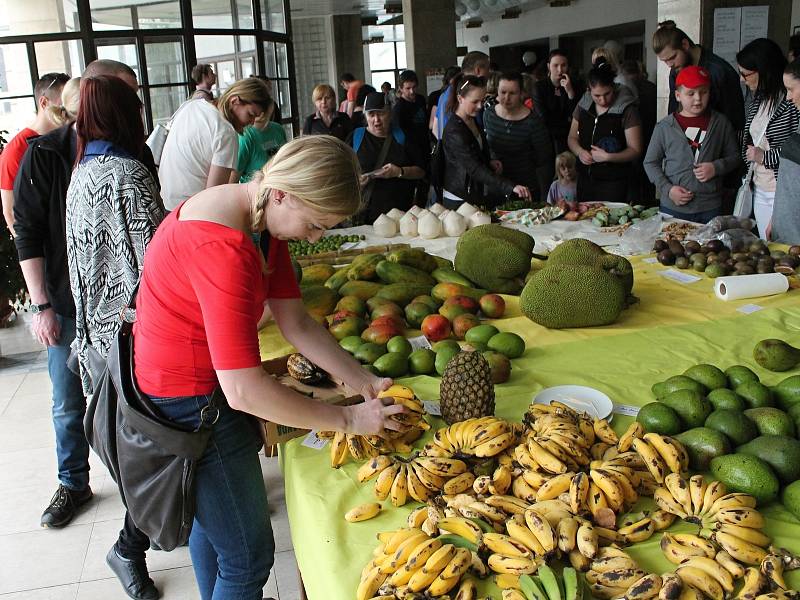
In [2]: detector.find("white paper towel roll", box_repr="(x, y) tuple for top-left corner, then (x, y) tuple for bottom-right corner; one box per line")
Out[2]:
(715, 273), (789, 301)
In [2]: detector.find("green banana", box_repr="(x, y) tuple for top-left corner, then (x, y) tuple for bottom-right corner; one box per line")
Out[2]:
(538, 565), (563, 600)
(563, 567), (580, 600)
(435, 533), (479, 552)
(469, 517), (495, 534)
(520, 574), (549, 600)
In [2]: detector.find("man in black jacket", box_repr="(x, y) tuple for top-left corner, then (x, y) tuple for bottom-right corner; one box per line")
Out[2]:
(13, 59), (160, 600)
(531, 49), (582, 154)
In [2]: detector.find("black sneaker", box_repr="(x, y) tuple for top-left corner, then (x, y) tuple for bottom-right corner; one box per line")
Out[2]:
(40, 484), (93, 528)
(106, 546), (160, 600)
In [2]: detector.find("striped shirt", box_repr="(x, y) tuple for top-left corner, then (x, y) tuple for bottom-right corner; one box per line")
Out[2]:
(741, 93), (799, 180)
(484, 105), (554, 200)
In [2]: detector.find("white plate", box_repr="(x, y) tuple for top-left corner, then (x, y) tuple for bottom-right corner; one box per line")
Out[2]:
(532, 385), (614, 420)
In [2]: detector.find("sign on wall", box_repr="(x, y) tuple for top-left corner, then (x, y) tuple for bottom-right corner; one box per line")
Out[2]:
(713, 5), (769, 67)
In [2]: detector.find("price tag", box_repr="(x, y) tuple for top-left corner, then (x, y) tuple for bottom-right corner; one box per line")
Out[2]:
(423, 401), (441, 416)
(737, 304), (764, 314)
(408, 335), (432, 351)
(643, 257), (659, 264)
(613, 403), (641, 417)
(339, 241), (361, 251)
(301, 430), (328, 450)
(659, 269), (702, 284)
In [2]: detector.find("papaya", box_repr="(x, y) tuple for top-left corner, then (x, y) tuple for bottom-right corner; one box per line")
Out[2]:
(301, 263), (335, 286)
(300, 285), (339, 322)
(431, 282), (487, 303)
(324, 267), (351, 291)
(431, 268), (475, 287)
(347, 254), (384, 281)
(386, 248), (438, 273)
(375, 260), (436, 286)
(338, 280), (385, 300)
(375, 283), (434, 305)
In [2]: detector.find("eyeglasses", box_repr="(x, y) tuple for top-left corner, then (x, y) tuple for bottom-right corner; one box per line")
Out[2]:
(739, 69), (757, 80)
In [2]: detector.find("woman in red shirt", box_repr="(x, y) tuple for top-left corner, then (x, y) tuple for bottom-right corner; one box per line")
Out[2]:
(133, 135), (403, 600)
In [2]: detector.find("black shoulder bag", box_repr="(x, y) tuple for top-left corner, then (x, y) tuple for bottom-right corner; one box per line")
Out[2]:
(84, 289), (219, 551)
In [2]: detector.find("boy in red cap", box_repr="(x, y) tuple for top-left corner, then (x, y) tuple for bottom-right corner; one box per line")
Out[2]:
(643, 65), (741, 222)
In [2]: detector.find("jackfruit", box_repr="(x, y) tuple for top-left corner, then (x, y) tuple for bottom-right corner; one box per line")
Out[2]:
(454, 224), (534, 294)
(520, 264), (626, 328)
(547, 238), (634, 295)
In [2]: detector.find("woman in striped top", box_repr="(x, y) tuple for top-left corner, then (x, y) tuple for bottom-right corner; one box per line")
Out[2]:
(484, 72), (554, 202)
(737, 38), (799, 238)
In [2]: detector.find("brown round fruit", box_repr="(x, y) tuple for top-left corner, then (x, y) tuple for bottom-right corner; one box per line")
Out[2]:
(653, 239), (668, 252)
(675, 256), (690, 269)
(657, 249), (676, 265)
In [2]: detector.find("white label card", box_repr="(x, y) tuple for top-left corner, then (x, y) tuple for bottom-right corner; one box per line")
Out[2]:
(339, 241), (361, 251)
(613, 403), (641, 417)
(643, 257), (659, 264)
(408, 335), (433, 350)
(301, 430), (328, 450)
(659, 269), (702, 284)
(737, 304), (764, 314)
(423, 401), (441, 416)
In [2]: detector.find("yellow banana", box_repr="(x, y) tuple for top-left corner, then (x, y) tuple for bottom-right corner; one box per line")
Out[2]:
(549, 432), (591, 465)
(512, 475), (538, 503)
(407, 466), (434, 503)
(378, 384), (415, 400)
(375, 463), (401, 501)
(407, 561), (443, 592)
(688, 474), (707, 515)
(402, 537), (443, 574)
(524, 508), (557, 554)
(428, 548), (471, 595)
(632, 438), (668, 483)
(654, 487), (688, 519)
(672, 533), (717, 556)
(576, 522), (599, 559)
(617, 421), (644, 453)
(384, 532), (430, 573)
(659, 572), (683, 600)
(474, 474), (492, 496)
(358, 455), (395, 483)
(664, 473), (693, 516)
(682, 556), (734, 593)
(502, 589), (528, 600)
(594, 526), (625, 545)
(713, 531), (769, 566)
(557, 516), (579, 553)
(715, 550), (745, 580)
(607, 451), (646, 470)
(593, 418), (619, 444)
(356, 566), (386, 600)
(487, 553), (539, 575)
(346, 502), (382, 523)
(536, 472), (575, 502)
(589, 582), (630, 600)
(455, 577), (477, 600)
(423, 542), (457, 574)
(514, 444), (539, 470)
(706, 492), (758, 517)
(714, 507), (765, 529)
(390, 465), (409, 507)
(522, 469), (551, 489)
(471, 419), (511, 445)
(485, 494), (530, 515)
(624, 573), (663, 600)
(415, 457), (468, 477)
(596, 546), (635, 560)
(619, 517), (655, 544)
(661, 533), (706, 565)
(437, 516), (483, 545)
(330, 431), (348, 468)
(407, 506), (428, 529)
(591, 555), (641, 573)
(591, 442), (613, 461)
(677, 584), (703, 600)
(495, 573), (522, 590)
(467, 501), (506, 523)
(737, 566), (767, 600)
(507, 514), (546, 555)
(569, 471), (590, 514)
(587, 481), (615, 527)
(491, 465), (513, 496)
(411, 461), (448, 492)
(675, 565), (724, 600)
(528, 499), (573, 527)
(483, 533), (533, 558)
(603, 466), (640, 506)
(590, 469), (625, 511)
(699, 480), (728, 517)
(716, 523), (771, 547)
(527, 438), (568, 474)
(650, 509), (676, 531)
(643, 433), (688, 475)
(443, 471), (475, 495)
(587, 567), (647, 588)
(473, 431), (517, 457)
(761, 554), (788, 590)
(569, 549), (592, 572)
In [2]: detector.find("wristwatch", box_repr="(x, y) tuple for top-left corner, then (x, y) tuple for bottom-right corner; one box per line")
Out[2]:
(30, 302), (52, 314)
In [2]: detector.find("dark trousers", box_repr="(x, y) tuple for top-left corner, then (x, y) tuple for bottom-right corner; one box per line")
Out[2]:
(117, 512), (153, 560)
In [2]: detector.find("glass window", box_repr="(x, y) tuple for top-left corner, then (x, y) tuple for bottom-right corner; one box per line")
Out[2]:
(195, 35), (235, 61)
(0, 97), (36, 136)
(263, 42), (277, 78)
(239, 56), (255, 79)
(277, 79), (291, 118)
(276, 42), (289, 78)
(235, 0), (255, 29)
(371, 71), (396, 91)
(396, 42), (407, 70)
(368, 43), (396, 71)
(137, 2), (181, 29)
(145, 40), (184, 85)
(261, 0), (286, 33)
(0, 44), (33, 97)
(90, 6), (134, 31)
(192, 0), (253, 29)
(216, 60), (236, 89)
(282, 123), (293, 140)
(0, 0), (80, 35)
(35, 40), (85, 78)
(149, 85), (187, 126)
(96, 41), (140, 81)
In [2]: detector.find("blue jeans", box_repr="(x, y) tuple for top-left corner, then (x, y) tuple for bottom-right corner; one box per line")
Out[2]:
(49, 314), (90, 491)
(660, 205), (721, 224)
(149, 393), (273, 600)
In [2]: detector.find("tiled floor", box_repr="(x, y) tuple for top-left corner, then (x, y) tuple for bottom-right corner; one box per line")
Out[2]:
(0, 347), (300, 599)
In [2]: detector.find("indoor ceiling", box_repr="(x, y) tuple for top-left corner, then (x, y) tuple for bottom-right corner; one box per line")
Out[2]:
(289, 0), (552, 22)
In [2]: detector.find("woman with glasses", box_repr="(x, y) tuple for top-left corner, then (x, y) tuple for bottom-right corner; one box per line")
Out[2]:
(736, 38), (799, 238)
(441, 74), (531, 209)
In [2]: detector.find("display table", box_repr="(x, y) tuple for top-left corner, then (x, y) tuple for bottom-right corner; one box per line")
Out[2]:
(258, 223), (800, 599)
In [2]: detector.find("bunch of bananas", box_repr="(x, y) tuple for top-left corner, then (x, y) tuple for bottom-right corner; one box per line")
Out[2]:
(423, 417), (520, 459)
(499, 566), (582, 600)
(356, 454), (469, 507)
(322, 385), (431, 468)
(583, 547), (649, 599)
(357, 527), (481, 599)
(628, 432), (689, 484)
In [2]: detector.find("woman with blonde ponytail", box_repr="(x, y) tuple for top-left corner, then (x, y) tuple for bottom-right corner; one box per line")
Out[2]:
(132, 134), (404, 600)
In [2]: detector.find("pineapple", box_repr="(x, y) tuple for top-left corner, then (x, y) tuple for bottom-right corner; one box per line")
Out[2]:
(439, 351), (495, 424)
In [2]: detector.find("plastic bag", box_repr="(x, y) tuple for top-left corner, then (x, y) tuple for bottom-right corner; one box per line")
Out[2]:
(688, 215), (757, 243)
(716, 228), (760, 252)
(619, 214), (663, 255)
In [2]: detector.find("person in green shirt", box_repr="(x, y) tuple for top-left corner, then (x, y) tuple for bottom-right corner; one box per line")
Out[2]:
(233, 98), (287, 183)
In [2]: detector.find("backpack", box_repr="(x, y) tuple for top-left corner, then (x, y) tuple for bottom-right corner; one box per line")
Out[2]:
(352, 126), (405, 153)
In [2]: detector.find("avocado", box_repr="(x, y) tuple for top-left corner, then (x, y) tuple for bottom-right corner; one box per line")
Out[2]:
(372, 352), (409, 378)
(651, 381), (668, 399)
(704, 409), (758, 446)
(354, 342), (387, 364)
(735, 380), (774, 408)
(743, 407), (796, 437)
(464, 324), (500, 346)
(710, 454), (780, 504)
(386, 336), (413, 357)
(339, 335), (363, 354)
(636, 402), (683, 435)
(782, 480), (800, 521)
(435, 346), (461, 376)
(753, 339), (800, 372)
(487, 332), (526, 359)
(725, 365), (759, 389)
(707, 388), (746, 412)
(683, 364), (728, 391)
(432, 340), (461, 354)
(675, 427), (732, 471)
(660, 389), (712, 429)
(774, 375), (800, 411)
(738, 435), (800, 483)
(408, 348), (436, 375)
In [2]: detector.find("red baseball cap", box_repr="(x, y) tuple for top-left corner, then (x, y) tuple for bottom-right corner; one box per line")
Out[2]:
(676, 65), (711, 89)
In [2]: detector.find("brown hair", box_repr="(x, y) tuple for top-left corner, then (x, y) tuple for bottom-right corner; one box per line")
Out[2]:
(312, 83), (336, 103)
(446, 73), (487, 114)
(652, 20), (694, 54)
(555, 151), (577, 182)
(191, 64), (214, 84)
(218, 78), (273, 130)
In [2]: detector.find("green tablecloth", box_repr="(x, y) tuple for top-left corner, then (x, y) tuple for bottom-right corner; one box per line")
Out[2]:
(261, 259), (800, 599)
